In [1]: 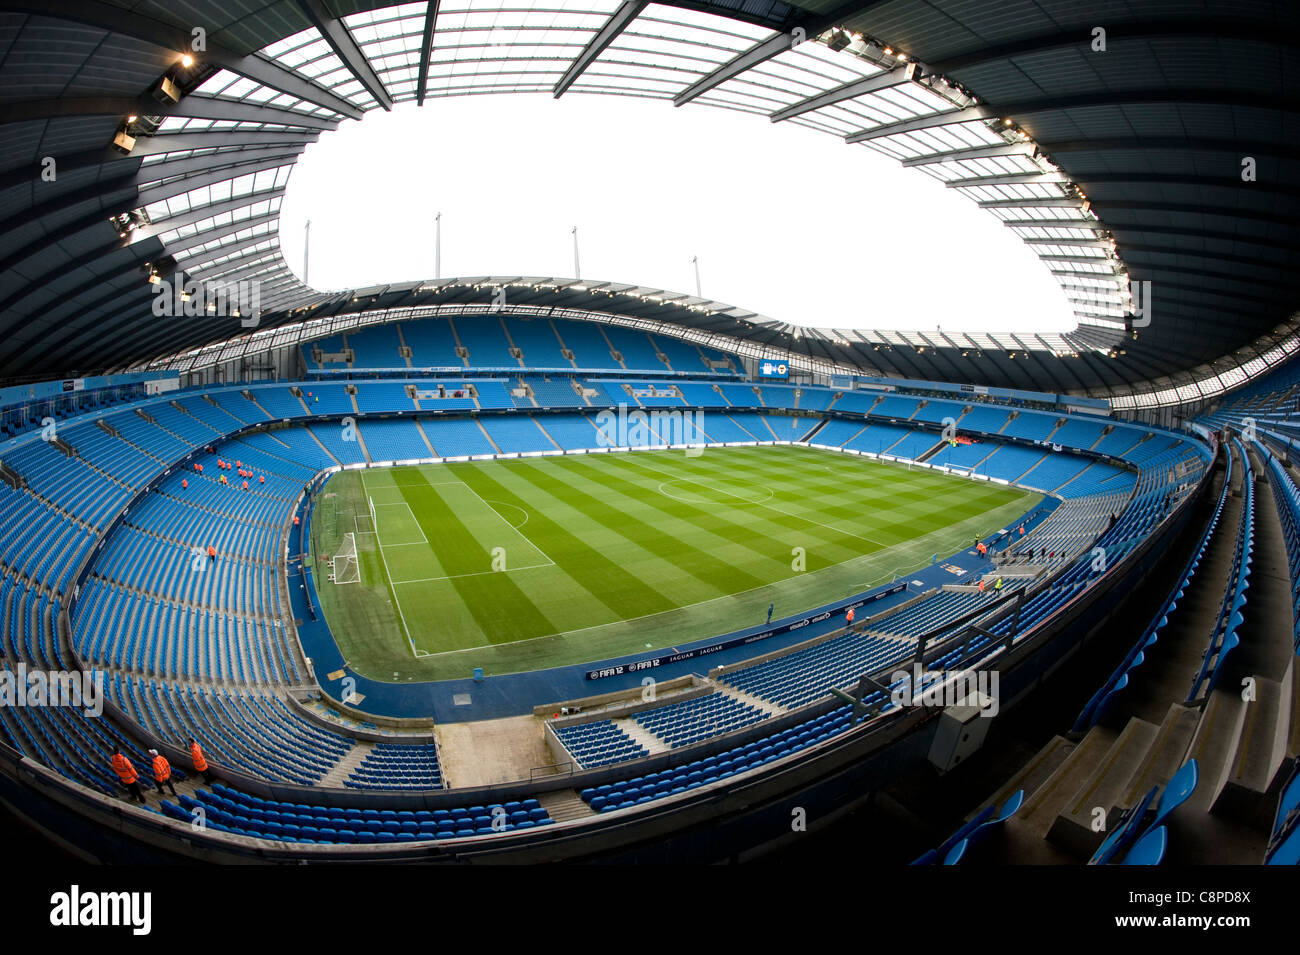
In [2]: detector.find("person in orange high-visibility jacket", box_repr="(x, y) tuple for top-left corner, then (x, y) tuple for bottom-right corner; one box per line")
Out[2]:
(189, 738), (215, 784)
(845, 606), (855, 632)
(181, 478), (188, 489)
(110, 748), (145, 803)
(149, 749), (177, 798)
(259, 475), (265, 484)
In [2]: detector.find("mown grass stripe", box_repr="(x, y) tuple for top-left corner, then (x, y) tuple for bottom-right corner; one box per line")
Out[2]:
(448, 461), (680, 620)
(505, 456), (775, 597)
(552, 453), (860, 574)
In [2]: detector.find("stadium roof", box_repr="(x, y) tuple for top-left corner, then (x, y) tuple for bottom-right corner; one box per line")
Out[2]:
(2, 0), (1297, 407)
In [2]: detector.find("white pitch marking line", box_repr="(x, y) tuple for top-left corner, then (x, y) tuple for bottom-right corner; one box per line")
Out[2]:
(390, 562), (555, 584)
(371, 500), (428, 544)
(445, 476), (557, 568)
(360, 470), (415, 653)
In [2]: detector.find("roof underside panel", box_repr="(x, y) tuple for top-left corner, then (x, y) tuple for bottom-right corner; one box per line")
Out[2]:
(0, 0), (1296, 409)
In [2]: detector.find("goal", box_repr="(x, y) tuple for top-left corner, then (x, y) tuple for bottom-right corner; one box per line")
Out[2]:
(331, 531), (361, 585)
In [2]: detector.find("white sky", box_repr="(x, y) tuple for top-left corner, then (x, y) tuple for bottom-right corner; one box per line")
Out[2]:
(278, 94), (1077, 334)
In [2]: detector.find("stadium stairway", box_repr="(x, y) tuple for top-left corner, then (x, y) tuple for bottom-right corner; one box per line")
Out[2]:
(318, 740), (373, 787)
(535, 788), (597, 822)
(948, 439), (1299, 864)
(717, 683), (786, 718)
(1105, 447), (1244, 718)
(413, 420), (438, 456)
(1234, 443), (1299, 682)
(618, 719), (671, 755)
(352, 423), (374, 464)
(304, 428), (342, 466)
(475, 419), (503, 454)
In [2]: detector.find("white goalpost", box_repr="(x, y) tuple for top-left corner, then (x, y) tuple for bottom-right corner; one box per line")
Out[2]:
(368, 495), (377, 533)
(331, 531), (361, 585)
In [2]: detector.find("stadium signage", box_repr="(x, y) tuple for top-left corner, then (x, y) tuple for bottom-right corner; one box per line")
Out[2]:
(585, 583), (906, 680)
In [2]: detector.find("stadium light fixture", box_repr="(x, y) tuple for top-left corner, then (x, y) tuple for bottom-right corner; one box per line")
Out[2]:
(111, 124), (135, 154)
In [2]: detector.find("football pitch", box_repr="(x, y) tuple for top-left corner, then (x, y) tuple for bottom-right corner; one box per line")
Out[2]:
(309, 444), (1040, 682)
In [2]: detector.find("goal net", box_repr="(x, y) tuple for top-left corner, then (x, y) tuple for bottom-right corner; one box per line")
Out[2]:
(331, 531), (360, 585)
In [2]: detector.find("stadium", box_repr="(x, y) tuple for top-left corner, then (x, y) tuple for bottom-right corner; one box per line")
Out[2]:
(0, 0), (1297, 886)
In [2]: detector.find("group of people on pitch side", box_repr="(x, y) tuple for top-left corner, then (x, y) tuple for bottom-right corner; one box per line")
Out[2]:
(109, 739), (216, 805)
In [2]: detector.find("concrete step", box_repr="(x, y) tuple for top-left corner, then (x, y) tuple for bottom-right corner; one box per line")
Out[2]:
(1117, 703), (1201, 811)
(1216, 673), (1291, 825)
(1012, 727), (1118, 840)
(1281, 656), (1300, 788)
(1047, 717), (1161, 856)
(318, 741), (373, 788)
(618, 717), (671, 756)
(982, 734), (1075, 824)
(1182, 687), (1248, 815)
(716, 682), (785, 718)
(536, 788), (596, 822)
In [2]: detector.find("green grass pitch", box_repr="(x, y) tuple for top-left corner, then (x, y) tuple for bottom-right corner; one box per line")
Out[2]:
(309, 444), (1040, 682)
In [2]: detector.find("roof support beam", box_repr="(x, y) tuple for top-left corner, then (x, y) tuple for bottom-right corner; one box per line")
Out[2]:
(177, 234), (279, 274)
(1021, 237), (1112, 250)
(945, 171), (1067, 187)
(128, 128), (319, 159)
(135, 154), (294, 211)
(0, 187), (288, 318)
(16, 0), (363, 119)
(294, 0), (392, 110)
(134, 187), (287, 238)
(769, 62), (913, 123)
(844, 104), (995, 144)
(673, 0), (895, 107)
(134, 144), (307, 189)
(1003, 219), (1101, 229)
(2, 95), (338, 130)
(901, 141), (1035, 166)
(416, 0), (441, 106)
(0, 148), (295, 269)
(553, 1), (646, 98)
(978, 197), (1085, 209)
